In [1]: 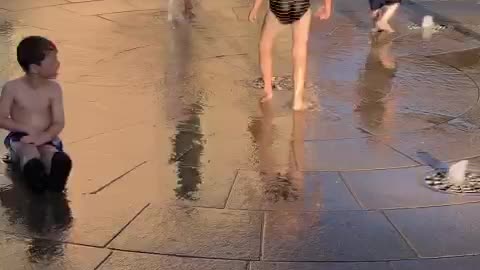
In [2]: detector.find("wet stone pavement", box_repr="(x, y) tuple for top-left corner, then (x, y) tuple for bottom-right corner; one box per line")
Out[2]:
(0, 0), (480, 269)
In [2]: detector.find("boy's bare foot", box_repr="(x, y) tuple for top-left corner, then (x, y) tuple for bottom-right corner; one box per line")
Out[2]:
(261, 92), (273, 103)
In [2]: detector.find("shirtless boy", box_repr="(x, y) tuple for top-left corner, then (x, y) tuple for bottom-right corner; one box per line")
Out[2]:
(370, 0), (401, 33)
(249, 0), (333, 110)
(0, 36), (72, 193)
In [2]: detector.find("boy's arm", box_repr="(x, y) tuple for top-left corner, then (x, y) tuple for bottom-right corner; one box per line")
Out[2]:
(36, 84), (65, 145)
(0, 84), (32, 134)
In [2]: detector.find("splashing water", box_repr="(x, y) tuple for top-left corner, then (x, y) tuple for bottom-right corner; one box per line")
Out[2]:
(448, 160), (469, 185)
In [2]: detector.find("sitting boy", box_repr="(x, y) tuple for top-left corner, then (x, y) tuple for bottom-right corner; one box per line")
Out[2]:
(0, 36), (72, 193)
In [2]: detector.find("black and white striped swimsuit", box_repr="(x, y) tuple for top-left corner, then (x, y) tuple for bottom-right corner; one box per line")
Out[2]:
(270, 0), (311, 25)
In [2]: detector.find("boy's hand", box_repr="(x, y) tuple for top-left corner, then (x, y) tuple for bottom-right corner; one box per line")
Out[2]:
(33, 133), (52, 146)
(315, 6), (332, 20)
(21, 135), (38, 145)
(248, 8), (259, 22)
(21, 133), (51, 146)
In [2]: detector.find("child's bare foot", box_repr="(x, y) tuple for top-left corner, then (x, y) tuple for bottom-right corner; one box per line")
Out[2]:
(376, 20), (394, 33)
(292, 100), (307, 111)
(261, 92), (273, 103)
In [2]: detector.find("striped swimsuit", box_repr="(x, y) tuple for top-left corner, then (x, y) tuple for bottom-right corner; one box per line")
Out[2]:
(270, 0), (311, 25)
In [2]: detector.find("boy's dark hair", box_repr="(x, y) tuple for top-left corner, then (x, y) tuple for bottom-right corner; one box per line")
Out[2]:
(17, 36), (57, 73)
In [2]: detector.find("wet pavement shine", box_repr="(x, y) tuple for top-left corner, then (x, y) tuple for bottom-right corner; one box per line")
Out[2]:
(1, 0), (480, 269)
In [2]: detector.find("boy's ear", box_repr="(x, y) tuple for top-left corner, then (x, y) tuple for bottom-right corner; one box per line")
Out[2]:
(29, 64), (40, 74)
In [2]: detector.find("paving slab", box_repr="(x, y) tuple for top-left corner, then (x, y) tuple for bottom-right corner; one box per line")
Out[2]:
(109, 206), (263, 260)
(303, 138), (418, 171)
(342, 167), (480, 209)
(250, 261), (392, 270)
(386, 203), (480, 257)
(0, 175), (148, 247)
(263, 211), (415, 261)
(97, 251), (247, 270)
(0, 232), (110, 270)
(391, 255), (480, 270)
(226, 171), (360, 211)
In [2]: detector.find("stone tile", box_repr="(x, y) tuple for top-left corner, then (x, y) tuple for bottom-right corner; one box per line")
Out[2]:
(304, 138), (417, 171)
(97, 251), (247, 270)
(391, 255), (480, 270)
(251, 261), (392, 270)
(386, 203), (480, 257)
(0, 0), (67, 11)
(96, 159), (237, 209)
(0, 177), (148, 246)
(109, 206), (262, 260)
(342, 167), (480, 210)
(388, 124), (480, 163)
(61, 0), (167, 15)
(66, 124), (168, 195)
(226, 171), (360, 211)
(305, 116), (367, 140)
(430, 48), (480, 74)
(263, 211), (415, 261)
(0, 232), (110, 270)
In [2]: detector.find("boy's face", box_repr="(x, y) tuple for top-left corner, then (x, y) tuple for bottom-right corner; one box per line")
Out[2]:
(33, 50), (60, 79)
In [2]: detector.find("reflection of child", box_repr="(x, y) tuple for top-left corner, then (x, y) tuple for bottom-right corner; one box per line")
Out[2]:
(370, 0), (401, 33)
(355, 38), (396, 133)
(248, 0), (333, 110)
(0, 36), (72, 193)
(168, 0), (194, 22)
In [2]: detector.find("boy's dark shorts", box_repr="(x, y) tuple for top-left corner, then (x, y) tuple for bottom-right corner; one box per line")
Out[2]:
(4, 132), (64, 152)
(369, 0), (402, 11)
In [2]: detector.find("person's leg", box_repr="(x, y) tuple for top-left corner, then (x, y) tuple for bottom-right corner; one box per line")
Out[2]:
(38, 145), (72, 192)
(376, 3), (400, 33)
(259, 10), (284, 102)
(291, 9), (312, 111)
(369, 0), (384, 31)
(184, 0), (194, 19)
(10, 141), (47, 192)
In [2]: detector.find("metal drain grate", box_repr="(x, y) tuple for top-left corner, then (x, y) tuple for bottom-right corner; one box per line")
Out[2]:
(424, 171), (480, 194)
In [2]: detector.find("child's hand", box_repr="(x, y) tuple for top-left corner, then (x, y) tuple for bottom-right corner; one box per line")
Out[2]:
(33, 133), (52, 146)
(21, 135), (37, 145)
(248, 8), (259, 22)
(315, 6), (332, 20)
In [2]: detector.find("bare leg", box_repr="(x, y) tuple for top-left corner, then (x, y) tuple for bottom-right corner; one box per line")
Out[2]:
(10, 142), (47, 192)
(184, 0), (194, 19)
(38, 145), (72, 192)
(376, 3), (399, 33)
(10, 142), (40, 168)
(38, 145), (58, 174)
(291, 9), (312, 111)
(371, 9), (381, 32)
(259, 10), (283, 102)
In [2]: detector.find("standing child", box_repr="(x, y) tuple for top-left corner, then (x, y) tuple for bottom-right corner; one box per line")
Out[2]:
(0, 36), (72, 193)
(370, 0), (401, 33)
(249, 0), (333, 110)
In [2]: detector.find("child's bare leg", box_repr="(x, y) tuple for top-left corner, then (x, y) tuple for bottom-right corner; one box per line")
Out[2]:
(377, 3), (399, 33)
(10, 142), (47, 192)
(38, 145), (72, 192)
(259, 11), (283, 102)
(291, 9), (312, 111)
(184, 0), (194, 18)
